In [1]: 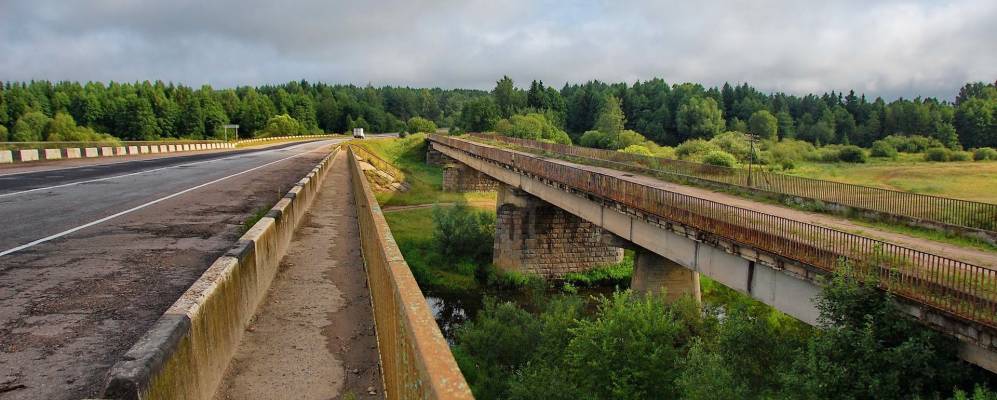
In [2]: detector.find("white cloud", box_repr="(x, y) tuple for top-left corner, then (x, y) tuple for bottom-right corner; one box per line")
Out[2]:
(0, 0), (993, 99)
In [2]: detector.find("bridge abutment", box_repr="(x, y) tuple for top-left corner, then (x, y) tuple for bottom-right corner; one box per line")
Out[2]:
(631, 248), (702, 304)
(493, 183), (624, 278)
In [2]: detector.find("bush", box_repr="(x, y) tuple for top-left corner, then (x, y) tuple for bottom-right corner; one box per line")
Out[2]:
(676, 139), (721, 160)
(973, 147), (997, 161)
(579, 130), (612, 149)
(398, 130), (409, 138)
(837, 145), (867, 163)
(949, 150), (973, 161)
(256, 114), (305, 137)
(407, 116), (437, 134)
(925, 147), (951, 162)
(882, 134), (944, 153)
(869, 140), (898, 159)
(619, 144), (653, 157)
(702, 150), (738, 167)
(768, 139), (815, 165)
(432, 202), (495, 263)
(496, 113), (571, 144)
(709, 131), (753, 161)
(0, 125), (7, 142)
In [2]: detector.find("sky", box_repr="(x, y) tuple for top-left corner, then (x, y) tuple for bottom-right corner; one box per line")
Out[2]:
(1, 0), (995, 100)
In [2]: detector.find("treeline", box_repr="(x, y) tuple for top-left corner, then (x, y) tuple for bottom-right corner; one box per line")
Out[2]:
(0, 80), (487, 141)
(3, 78), (995, 149)
(456, 77), (997, 150)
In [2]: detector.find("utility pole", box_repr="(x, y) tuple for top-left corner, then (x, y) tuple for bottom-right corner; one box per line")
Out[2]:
(747, 133), (758, 187)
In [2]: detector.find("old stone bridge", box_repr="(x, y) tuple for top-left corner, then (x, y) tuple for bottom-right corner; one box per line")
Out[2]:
(427, 134), (997, 373)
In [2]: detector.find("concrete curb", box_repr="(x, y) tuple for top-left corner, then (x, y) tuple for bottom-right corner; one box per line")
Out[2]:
(234, 134), (344, 146)
(0, 142), (236, 164)
(348, 146), (473, 400)
(102, 145), (340, 400)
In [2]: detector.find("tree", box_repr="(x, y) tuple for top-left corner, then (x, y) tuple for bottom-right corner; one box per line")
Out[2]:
(495, 113), (571, 144)
(748, 110), (778, 139)
(676, 96), (725, 140)
(594, 95), (626, 136)
(256, 114), (305, 137)
(493, 75), (521, 118)
(11, 111), (51, 141)
(458, 97), (500, 132)
(0, 125), (8, 142)
(955, 98), (996, 148)
(407, 116), (437, 134)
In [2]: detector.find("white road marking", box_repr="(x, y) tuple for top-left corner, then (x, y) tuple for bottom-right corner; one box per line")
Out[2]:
(0, 143), (332, 257)
(0, 140), (330, 199)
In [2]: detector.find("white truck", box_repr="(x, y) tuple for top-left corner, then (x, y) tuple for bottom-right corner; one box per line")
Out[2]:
(352, 127), (365, 139)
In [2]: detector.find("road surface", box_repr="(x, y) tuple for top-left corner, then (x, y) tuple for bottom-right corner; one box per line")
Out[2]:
(0, 139), (343, 399)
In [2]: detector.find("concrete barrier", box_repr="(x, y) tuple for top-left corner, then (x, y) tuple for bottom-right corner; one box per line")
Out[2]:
(103, 145), (340, 400)
(85, 148), (99, 157)
(116, 147), (127, 156)
(140, 146), (150, 154)
(348, 147), (473, 400)
(43, 148), (62, 160)
(129, 146), (140, 155)
(66, 148), (82, 159)
(17, 149), (40, 162)
(0, 150), (12, 164)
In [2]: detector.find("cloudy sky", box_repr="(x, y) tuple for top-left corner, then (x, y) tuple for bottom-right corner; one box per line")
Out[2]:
(1, 0), (994, 100)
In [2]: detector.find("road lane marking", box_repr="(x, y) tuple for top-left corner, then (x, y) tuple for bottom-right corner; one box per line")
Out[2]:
(0, 140), (333, 199)
(0, 144), (331, 257)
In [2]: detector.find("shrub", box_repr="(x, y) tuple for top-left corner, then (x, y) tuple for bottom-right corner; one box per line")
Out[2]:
(0, 125), (7, 142)
(619, 144), (653, 157)
(949, 150), (973, 162)
(769, 139), (815, 165)
(973, 147), (997, 161)
(432, 202), (495, 263)
(869, 140), (898, 159)
(496, 113), (571, 144)
(702, 150), (738, 167)
(406, 116), (437, 134)
(882, 134), (944, 153)
(924, 147), (950, 162)
(837, 145), (867, 163)
(676, 139), (721, 160)
(398, 130), (409, 138)
(256, 114), (305, 137)
(579, 130), (612, 149)
(709, 131), (753, 161)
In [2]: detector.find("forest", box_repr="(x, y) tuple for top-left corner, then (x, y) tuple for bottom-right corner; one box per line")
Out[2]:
(1, 78), (995, 153)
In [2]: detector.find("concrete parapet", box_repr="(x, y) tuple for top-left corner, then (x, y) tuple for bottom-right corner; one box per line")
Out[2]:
(168, 145), (176, 152)
(128, 146), (140, 155)
(116, 146), (127, 156)
(100, 147), (114, 156)
(17, 149), (40, 162)
(103, 146), (341, 400)
(85, 147), (99, 157)
(349, 147), (473, 400)
(43, 148), (62, 160)
(0, 150), (12, 164)
(65, 148), (82, 158)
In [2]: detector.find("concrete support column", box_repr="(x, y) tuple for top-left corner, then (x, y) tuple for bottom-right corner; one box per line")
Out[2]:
(631, 248), (701, 304)
(493, 183), (623, 278)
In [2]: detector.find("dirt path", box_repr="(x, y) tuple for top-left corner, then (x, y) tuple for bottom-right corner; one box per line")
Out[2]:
(215, 152), (384, 400)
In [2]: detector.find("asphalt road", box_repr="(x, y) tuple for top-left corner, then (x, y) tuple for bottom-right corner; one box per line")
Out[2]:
(0, 139), (344, 399)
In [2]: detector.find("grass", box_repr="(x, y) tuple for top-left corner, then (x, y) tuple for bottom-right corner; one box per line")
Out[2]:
(240, 206), (271, 234)
(561, 251), (635, 287)
(787, 155), (997, 204)
(355, 134), (497, 208)
(383, 206), (481, 293)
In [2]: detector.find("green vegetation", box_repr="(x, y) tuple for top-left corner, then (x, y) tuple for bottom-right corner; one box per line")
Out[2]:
(453, 270), (996, 400)
(240, 206), (271, 235)
(407, 116), (437, 134)
(256, 114), (307, 137)
(495, 113), (570, 144)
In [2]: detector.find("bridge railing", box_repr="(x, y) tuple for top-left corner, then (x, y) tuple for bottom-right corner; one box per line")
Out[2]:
(468, 133), (997, 234)
(432, 134), (997, 329)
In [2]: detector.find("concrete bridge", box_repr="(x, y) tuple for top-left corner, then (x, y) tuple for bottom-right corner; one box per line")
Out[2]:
(427, 134), (997, 373)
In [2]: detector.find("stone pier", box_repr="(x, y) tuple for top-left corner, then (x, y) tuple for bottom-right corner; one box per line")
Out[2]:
(493, 184), (623, 278)
(443, 163), (499, 192)
(631, 248), (702, 304)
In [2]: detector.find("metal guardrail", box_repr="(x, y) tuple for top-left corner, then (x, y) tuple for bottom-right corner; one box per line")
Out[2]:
(432, 134), (997, 329)
(469, 133), (997, 233)
(349, 143), (408, 182)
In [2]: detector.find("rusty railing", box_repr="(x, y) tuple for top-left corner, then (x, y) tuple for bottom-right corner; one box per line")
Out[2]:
(432, 135), (997, 329)
(469, 133), (997, 234)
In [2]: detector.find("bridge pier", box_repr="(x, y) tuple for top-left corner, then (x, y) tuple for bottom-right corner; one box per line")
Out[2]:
(493, 183), (624, 278)
(443, 162), (499, 192)
(631, 248), (702, 304)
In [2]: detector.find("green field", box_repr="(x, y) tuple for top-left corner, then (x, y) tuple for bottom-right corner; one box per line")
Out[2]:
(788, 155), (997, 204)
